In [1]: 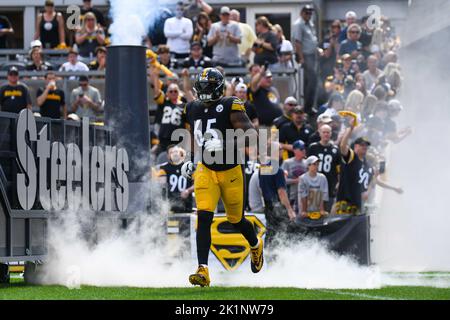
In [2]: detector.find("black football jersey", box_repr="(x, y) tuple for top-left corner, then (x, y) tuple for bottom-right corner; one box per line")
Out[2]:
(307, 142), (341, 197)
(336, 149), (363, 209)
(183, 96), (247, 171)
(158, 161), (193, 212)
(358, 158), (375, 193)
(155, 100), (185, 149)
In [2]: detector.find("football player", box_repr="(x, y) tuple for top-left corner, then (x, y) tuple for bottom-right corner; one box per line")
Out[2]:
(181, 68), (263, 287)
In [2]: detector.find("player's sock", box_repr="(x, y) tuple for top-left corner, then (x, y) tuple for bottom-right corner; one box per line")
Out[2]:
(196, 211), (214, 265)
(232, 217), (258, 247)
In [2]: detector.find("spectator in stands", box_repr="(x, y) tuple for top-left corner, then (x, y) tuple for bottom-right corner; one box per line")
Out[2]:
(183, 0), (213, 22)
(75, 12), (105, 62)
(26, 47), (54, 72)
(0, 67), (32, 113)
(361, 94), (378, 122)
(0, 15), (14, 49)
(192, 12), (213, 58)
(307, 124), (341, 212)
(339, 23), (362, 58)
(164, 2), (194, 59)
(156, 44), (178, 70)
(292, 4), (318, 114)
(248, 63), (261, 78)
(59, 49), (89, 78)
(359, 16), (374, 57)
(88, 46), (107, 71)
(230, 9), (257, 64)
(34, 0), (65, 49)
(298, 155), (329, 219)
(272, 96), (298, 129)
(70, 75), (103, 120)
(249, 67), (282, 127)
(338, 11), (357, 43)
(181, 41), (213, 70)
(151, 67), (185, 156)
(345, 89), (364, 115)
(272, 24), (294, 69)
(307, 112), (334, 145)
(234, 83), (258, 127)
(156, 145), (194, 213)
(362, 55), (381, 92)
(81, 0), (106, 28)
(321, 92), (345, 117)
(319, 20), (341, 80)
(248, 166), (264, 213)
(252, 16), (279, 67)
(334, 115), (368, 215)
(279, 106), (313, 159)
(37, 71), (66, 119)
(207, 6), (242, 66)
(281, 139), (307, 212)
(259, 157), (296, 245)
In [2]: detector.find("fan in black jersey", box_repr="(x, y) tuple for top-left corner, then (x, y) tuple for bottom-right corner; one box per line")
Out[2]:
(180, 67), (263, 287)
(151, 67), (186, 157)
(156, 145), (194, 213)
(307, 124), (340, 212)
(333, 113), (370, 215)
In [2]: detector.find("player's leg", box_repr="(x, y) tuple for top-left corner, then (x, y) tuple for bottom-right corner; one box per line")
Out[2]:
(189, 163), (220, 286)
(219, 165), (264, 273)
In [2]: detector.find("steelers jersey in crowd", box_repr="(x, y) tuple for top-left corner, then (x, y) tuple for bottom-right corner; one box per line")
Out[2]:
(154, 92), (185, 150)
(0, 83), (32, 113)
(359, 158), (375, 193)
(248, 86), (282, 126)
(183, 96), (247, 171)
(36, 87), (65, 119)
(157, 161), (193, 213)
(307, 142), (341, 198)
(336, 148), (363, 213)
(279, 122), (313, 159)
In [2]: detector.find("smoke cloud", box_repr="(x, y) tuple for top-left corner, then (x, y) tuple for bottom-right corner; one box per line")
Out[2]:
(109, 0), (170, 45)
(371, 6), (450, 272)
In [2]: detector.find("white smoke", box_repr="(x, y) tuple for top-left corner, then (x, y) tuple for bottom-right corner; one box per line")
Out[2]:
(371, 4), (450, 272)
(108, 0), (171, 45)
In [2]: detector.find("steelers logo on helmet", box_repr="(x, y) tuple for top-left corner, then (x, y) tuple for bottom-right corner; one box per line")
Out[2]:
(194, 67), (225, 103)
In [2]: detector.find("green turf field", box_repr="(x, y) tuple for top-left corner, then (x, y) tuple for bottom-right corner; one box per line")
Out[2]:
(1, 277), (449, 300)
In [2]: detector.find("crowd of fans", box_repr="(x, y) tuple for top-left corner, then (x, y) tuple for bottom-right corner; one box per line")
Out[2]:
(0, 1), (410, 223)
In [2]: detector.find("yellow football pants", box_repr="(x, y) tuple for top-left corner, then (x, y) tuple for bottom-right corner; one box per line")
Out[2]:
(193, 163), (244, 223)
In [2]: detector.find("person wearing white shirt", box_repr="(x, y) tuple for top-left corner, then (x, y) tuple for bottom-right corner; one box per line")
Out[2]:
(59, 49), (89, 80)
(164, 2), (194, 59)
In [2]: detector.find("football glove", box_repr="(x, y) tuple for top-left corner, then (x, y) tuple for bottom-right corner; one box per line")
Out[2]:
(204, 137), (223, 153)
(181, 161), (195, 180)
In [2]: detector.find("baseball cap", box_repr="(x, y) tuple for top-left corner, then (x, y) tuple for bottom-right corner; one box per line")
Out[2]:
(317, 113), (333, 123)
(8, 66), (19, 75)
(306, 155), (320, 166)
(190, 41), (202, 49)
(220, 6), (231, 15)
(341, 53), (351, 60)
(78, 75), (89, 82)
(301, 4), (314, 12)
(345, 11), (357, 19)
(235, 83), (247, 92)
(388, 99), (403, 111)
(30, 39), (42, 48)
(284, 96), (297, 105)
(264, 69), (272, 78)
(354, 137), (371, 146)
(292, 140), (305, 151)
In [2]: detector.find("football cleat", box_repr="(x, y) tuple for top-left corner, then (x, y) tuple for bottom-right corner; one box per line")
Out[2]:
(250, 236), (264, 273)
(189, 265), (210, 287)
